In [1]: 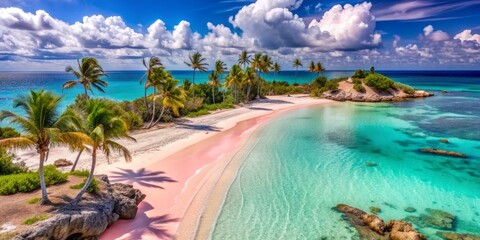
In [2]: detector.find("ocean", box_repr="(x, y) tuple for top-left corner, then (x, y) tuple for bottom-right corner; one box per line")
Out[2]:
(211, 71), (480, 239)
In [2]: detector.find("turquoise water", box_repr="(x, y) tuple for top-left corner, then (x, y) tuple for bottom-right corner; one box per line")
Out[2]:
(212, 88), (480, 237)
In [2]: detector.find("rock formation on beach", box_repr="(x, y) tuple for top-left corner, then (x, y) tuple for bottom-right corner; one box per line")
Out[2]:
(323, 79), (434, 102)
(437, 231), (480, 240)
(13, 175), (145, 240)
(335, 204), (426, 240)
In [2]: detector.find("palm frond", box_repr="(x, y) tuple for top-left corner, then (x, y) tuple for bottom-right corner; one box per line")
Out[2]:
(0, 137), (35, 150)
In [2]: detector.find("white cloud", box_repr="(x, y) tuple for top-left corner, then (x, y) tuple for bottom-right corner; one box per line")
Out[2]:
(454, 29), (480, 44)
(423, 25), (449, 42)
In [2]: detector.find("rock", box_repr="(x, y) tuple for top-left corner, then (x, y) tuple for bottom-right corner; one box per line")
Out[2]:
(369, 207), (382, 214)
(387, 220), (426, 240)
(440, 139), (450, 144)
(420, 148), (467, 158)
(405, 208), (456, 230)
(365, 162), (378, 167)
(413, 90), (434, 98)
(53, 159), (73, 167)
(362, 214), (386, 234)
(441, 90), (449, 94)
(13, 175), (145, 240)
(392, 97), (407, 102)
(437, 231), (480, 240)
(404, 207), (417, 213)
(335, 204), (388, 240)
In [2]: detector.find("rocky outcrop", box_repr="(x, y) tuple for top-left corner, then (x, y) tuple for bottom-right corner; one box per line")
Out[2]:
(54, 159), (73, 167)
(405, 208), (456, 230)
(420, 148), (467, 158)
(13, 175), (145, 240)
(437, 231), (480, 240)
(335, 204), (426, 240)
(387, 220), (427, 240)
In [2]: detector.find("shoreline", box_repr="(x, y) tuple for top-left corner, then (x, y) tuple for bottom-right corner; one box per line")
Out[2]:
(93, 95), (335, 239)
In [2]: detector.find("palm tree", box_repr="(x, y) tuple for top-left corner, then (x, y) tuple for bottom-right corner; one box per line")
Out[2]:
(63, 58), (108, 98)
(226, 64), (244, 103)
(151, 77), (186, 126)
(0, 90), (82, 204)
(208, 71), (221, 104)
(272, 62), (281, 82)
(184, 52), (208, 97)
(315, 62), (325, 76)
(308, 61), (315, 73)
(140, 57), (163, 112)
(257, 54), (273, 98)
(293, 58), (303, 84)
(214, 60), (228, 102)
(243, 67), (256, 102)
(146, 68), (169, 128)
(238, 50), (251, 69)
(71, 99), (135, 204)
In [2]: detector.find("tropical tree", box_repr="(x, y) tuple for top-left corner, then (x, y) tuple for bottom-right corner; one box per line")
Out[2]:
(0, 90), (81, 204)
(370, 66), (375, 74)
(257, 54), (273, 98)
(214, 60), (228, 102)
(71, 99), (135, 204)
(184, 52), (208, 97)
(208, 71), (221, 104)
(293, 58), (303, 84)
(315, 62), (325, 76)
(151, 77), (186, 126)
(63, 58), (108, 98)
(146, 68), (169, 128)
(272, 62), (281, 82)
(243, 67), (256, 102)
(226, 64), (244, 103)
(139, 57), (163, 111)
(238, 50), (251, 69)
(308, 61), (315, 73)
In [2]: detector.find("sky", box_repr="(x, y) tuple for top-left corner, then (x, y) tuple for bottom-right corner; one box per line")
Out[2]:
(0, 0), (480, 71)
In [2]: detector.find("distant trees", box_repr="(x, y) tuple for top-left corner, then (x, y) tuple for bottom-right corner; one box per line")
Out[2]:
(293, 58), (303, 84)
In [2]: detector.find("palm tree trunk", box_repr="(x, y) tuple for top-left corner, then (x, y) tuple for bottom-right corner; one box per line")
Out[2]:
(246, 84), (251, 103)
(256, 70), (261, 98)
(152, 106), (166, 126)
(192, 70), (196, 98)
(39, 151), (50, 205)
(147, 88), (157, 128)
(72, 148), (96, 205)
(144, 86), (149, 112)
(295, 67), (298, 84)
(212, 86), (215, 104)
(70, 149), (84, 172)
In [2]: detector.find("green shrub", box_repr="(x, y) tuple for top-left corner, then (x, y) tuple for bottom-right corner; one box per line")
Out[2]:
(0, 149), (27, 175)
(312, 76), (327, 88)
(70, 178), (98, 193)
(352, 69), (367, 79)
(352, 78), (362, 84)
(324, 80), (340, 91)
(121, 111), (143, 130)
(26, 197), (41, 204)
(393, 82), (415, 94)
(365, 74), (394, 91)
(0, 165), (67, 195)
(69, 170), (90, 178)
(186, 109), (210, 118)
(22, 215), (49, 225)
(354, 83), (366, 93)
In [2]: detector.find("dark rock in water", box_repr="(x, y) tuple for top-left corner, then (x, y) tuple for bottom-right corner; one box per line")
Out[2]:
(13, 175), (145, 240)
(442, 90), (449, 94)
(405, 207), (417, 213)
(420, 148), (467, 158)
(366, 162), (378, 167)
(335, 204), (425, 240)
(370, 207), (382, 214)
(405, 208), (456, 230)
(54, 159), (73, 167)
(437, 231), (480, 240)
(440, 139), (450, 144)
(387, 220), (426, 240)
(383, 202), (397, 209)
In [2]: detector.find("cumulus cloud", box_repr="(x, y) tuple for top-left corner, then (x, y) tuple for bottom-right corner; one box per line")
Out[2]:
(454, 29), (480, 44)
(423, 25), (449, 42)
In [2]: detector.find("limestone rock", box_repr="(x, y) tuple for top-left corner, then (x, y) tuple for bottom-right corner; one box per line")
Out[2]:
(405, 208), (456, 230)
(54, 159), (73, 167)
(437, 231), (480, 240)
(369, 207), (382, 214)
(420, 148), (467, 158)
(387, 220), (426, 240)
(440, 139), (450, 144)
(362, 214), (386, 234)
(404, 207), (417, 213)
(13, 175), (145, 240)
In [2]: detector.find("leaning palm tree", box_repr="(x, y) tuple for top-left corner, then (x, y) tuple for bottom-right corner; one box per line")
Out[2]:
(71, 99), (135, 204)
(238, 50), (251, 69)
(243, 67), (256, 102)
(257, 54), (273, 98)
(225, 64), (244, 103)
(208, 71), (221, 104)
(184, 52), (208, 97)
(315, 62), (325, 76)
(272, 62), (281, 82)
(151, 77), (186, 126)
(145, 68), (170, 128)
(140, 57), (163, 111)
(0, 90), (82, 204)
(63, 58), (108, 98)
(293, 58), (303, 84)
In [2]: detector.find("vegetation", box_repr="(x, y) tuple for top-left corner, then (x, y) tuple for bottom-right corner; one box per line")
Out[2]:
(26, 197), (41, 204)
(365, 73), (395, 92)
(354, 83), (366, 93)
(293, 58), (303, 84)
(352, 69), (368, 79)
(63, 58), (108, 98)
(394, 82), (415, 94)
(22, 215), (49, 225)
(185, 52), (208, 97)
(0, 165), (67, 195)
